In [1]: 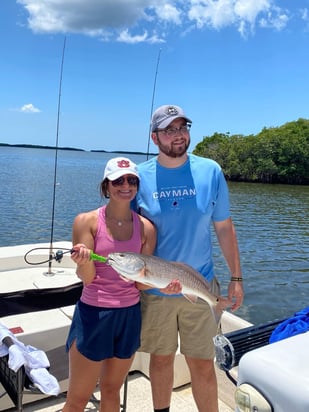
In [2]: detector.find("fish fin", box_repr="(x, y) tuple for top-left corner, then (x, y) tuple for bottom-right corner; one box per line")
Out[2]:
(171, 262), (212, 289)
(213, 296), (231, 324)
(182, 294), (198, 304)
(143, 281), (158, 287)
(140, 266), (148, 278)
(119, 275), (131, 283)
(120, 268), (146, 283)
(143, 267), (159, 287)
(213, 305), (224, 324)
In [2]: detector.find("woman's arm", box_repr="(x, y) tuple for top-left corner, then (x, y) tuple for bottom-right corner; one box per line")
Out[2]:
(140, 215), (157, 256)
(71, 210), (97, 285)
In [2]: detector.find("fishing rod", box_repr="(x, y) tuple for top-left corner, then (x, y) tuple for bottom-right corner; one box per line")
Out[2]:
(146, 48), (162, 160)
(46, 36), (67, 276)
(25, 247), (108, 265)
(25, 45), (159, 270)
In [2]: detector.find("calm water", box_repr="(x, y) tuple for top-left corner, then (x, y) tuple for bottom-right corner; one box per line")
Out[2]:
(1, 147), (308, 325)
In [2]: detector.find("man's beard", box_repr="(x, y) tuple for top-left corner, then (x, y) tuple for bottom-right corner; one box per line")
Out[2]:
(156, 137), (190, 158)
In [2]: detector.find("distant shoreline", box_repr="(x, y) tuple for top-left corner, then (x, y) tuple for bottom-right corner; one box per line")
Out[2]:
(0, 142), (157, 156)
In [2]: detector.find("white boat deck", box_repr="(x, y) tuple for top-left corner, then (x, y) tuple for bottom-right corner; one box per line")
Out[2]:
(0, 242), (249, 412)
(8, 370), (234, 412)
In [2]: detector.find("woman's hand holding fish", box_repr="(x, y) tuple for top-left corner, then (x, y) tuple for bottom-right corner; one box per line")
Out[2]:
(159, 279), (182, 294)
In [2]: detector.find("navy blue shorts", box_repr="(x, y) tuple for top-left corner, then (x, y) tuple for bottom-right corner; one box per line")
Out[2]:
(66, 300), (141, 361)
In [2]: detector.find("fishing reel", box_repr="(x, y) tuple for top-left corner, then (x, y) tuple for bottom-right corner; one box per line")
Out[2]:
(24, 247), (73, 265)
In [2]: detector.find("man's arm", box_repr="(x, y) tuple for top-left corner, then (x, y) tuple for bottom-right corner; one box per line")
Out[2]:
(214, 217), (244, 311)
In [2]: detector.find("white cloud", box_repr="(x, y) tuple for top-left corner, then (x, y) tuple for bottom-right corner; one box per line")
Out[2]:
(117, 29), (165, 44)
(188, 0), (236, 29)
(259, 13), (289, 31)
(188, 0), (289, 37)
(300, 8), (309, 22)
(16, 0), (301, 42)
(235, 0), (271, 23)
(154, 3), (182, 24)
(20, 103), (41, 113)
(18, 0), (150, 31)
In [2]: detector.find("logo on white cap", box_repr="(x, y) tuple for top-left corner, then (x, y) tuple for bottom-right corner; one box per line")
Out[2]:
(117, 159), (131, 168)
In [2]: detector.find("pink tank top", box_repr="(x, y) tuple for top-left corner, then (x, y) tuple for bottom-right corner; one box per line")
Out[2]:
(81, 205), (142, 308)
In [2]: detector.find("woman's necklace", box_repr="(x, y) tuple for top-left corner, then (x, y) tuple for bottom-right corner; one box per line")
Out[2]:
(115, 219), (125, 227)
(105, 209), (132, 227)
(108, 217), (132, 227)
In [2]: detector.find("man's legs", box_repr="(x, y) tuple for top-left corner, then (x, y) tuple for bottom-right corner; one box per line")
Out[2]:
(139, 293), (179, 411)
(186, 356), (219, 412)
(149, 353), (175, 411)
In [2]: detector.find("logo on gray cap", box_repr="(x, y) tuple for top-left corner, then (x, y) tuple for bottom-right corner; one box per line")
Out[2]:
(166, 106), (179, 115)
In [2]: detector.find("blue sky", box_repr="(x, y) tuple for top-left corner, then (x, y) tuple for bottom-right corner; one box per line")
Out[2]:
(1, 1), (309, 153)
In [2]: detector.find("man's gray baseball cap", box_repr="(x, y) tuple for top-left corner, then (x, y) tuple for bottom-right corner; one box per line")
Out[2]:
(151, 105), (192, 131)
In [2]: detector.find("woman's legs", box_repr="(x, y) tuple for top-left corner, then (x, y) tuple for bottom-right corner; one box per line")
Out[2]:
(62, 341), (135, 412)
(62, 341), (101, 412)
(99, 355), (135, 412)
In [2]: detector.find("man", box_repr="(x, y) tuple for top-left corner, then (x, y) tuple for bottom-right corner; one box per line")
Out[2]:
(134, 104), (244, 412)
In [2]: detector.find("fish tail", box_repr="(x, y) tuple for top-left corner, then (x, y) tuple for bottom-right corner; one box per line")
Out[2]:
(213, 305), (224, 324)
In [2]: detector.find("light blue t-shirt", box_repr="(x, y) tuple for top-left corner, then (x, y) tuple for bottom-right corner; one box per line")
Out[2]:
(134, 154), (231, 296)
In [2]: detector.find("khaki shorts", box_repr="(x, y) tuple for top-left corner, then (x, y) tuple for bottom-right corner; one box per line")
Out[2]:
(139, 277), (221, 359)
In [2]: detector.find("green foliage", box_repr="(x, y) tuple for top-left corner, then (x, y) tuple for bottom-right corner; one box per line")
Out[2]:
(193, 118), (309, 184)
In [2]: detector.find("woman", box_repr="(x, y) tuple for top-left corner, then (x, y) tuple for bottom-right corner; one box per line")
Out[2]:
(62, 157), (156, 412)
